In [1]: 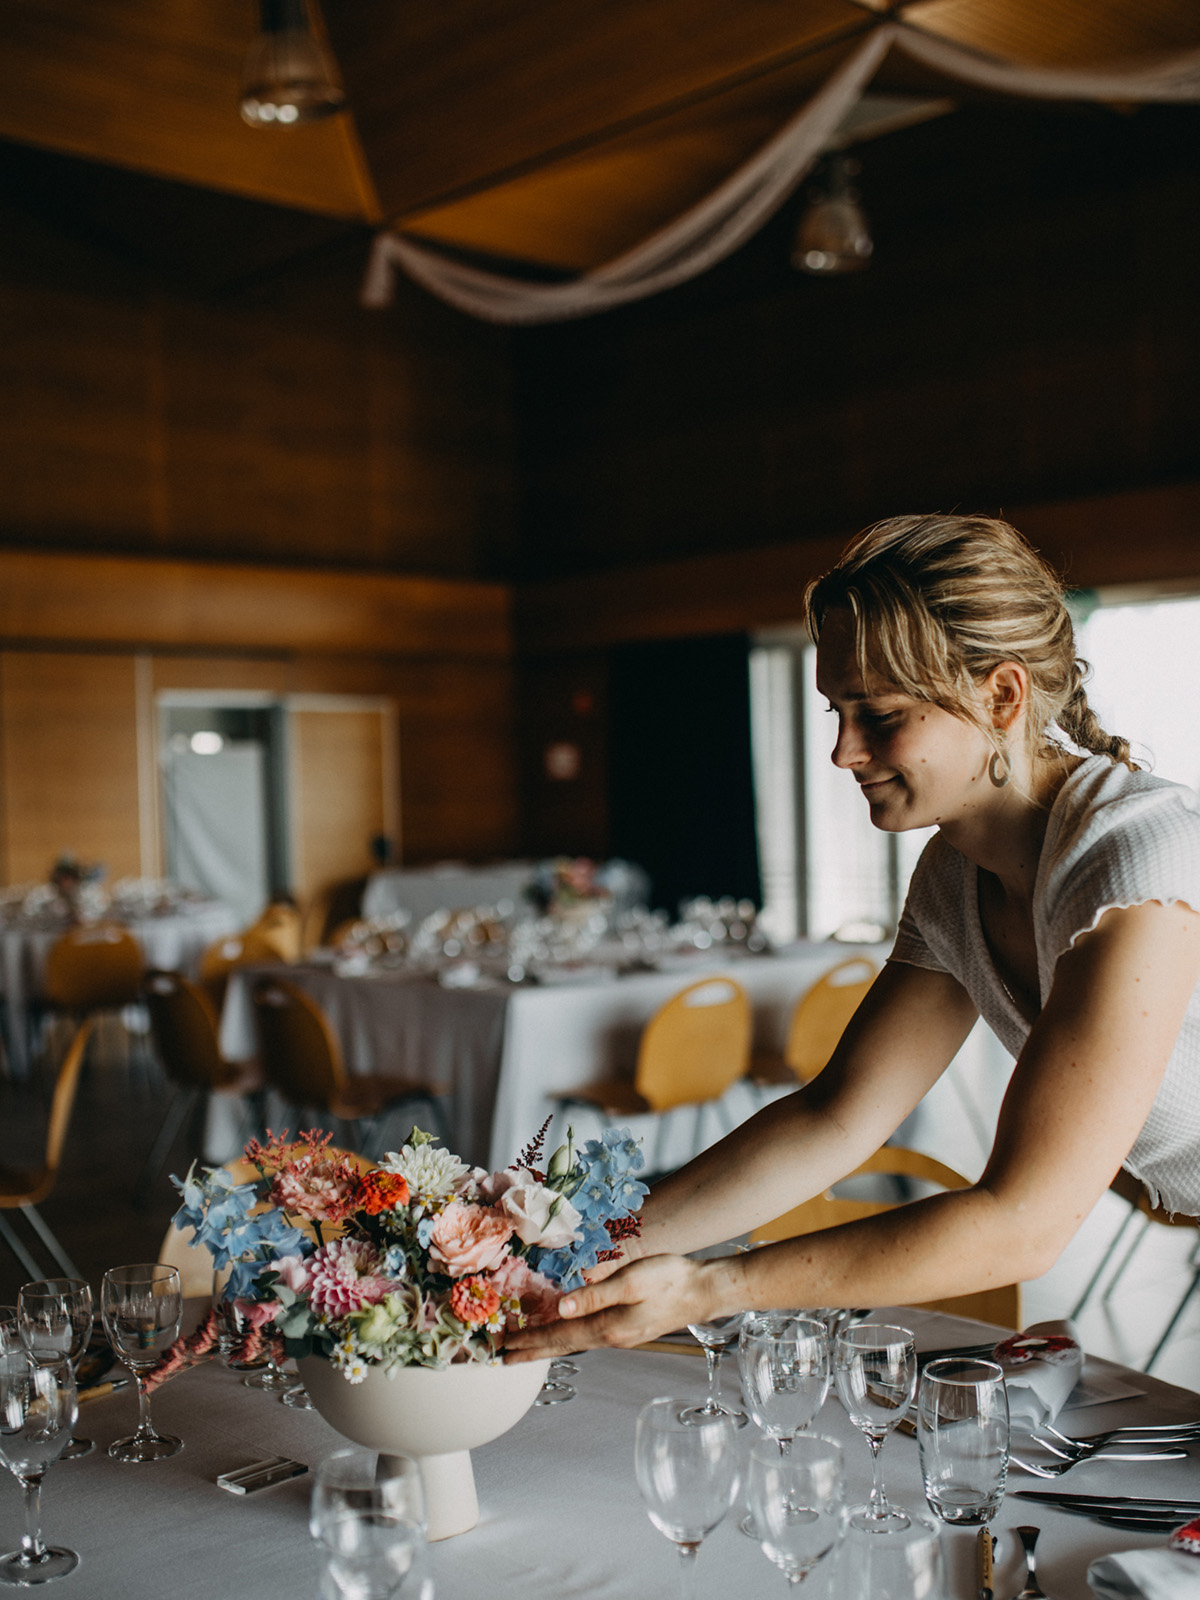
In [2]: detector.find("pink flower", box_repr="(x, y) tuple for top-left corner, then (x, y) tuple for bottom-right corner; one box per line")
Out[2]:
(427, 1201), (513, 1278)
(271, 1149), (361, 1225)
(476, 1165), (534, 1205)
(489, 1256), (562, 1329)
(272, 1254), (311, 1294)
(232, 1298), (281, 1329)
(307, 1239), (392, 1318)
(498, 1183), (582, 1249)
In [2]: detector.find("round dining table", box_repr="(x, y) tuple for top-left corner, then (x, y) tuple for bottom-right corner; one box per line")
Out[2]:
(12, 1303), (1197, 1600)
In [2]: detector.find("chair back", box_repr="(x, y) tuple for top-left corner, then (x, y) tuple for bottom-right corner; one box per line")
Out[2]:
(750, 1144), (1021, 1328)
(199, 931), (285, 1009)
(43, 924), (144, 1010)
(142, 969), (232, 1091)
(251, 978), (347, 1108)
(42, 1017), (95, 1187)
(785, 957), (878, 1084)
(246, 901), (303, 963)
(636, 978), (751, 1112)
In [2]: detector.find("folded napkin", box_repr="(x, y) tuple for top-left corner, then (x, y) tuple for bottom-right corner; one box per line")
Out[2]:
(992, 1319), (1083, 1426)
(1089, 1523), (1200, 1600)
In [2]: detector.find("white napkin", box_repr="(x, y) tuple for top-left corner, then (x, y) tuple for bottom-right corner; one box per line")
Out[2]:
(992, 1319), (1083, 1425)
(1088, 1548), (1200, 1600)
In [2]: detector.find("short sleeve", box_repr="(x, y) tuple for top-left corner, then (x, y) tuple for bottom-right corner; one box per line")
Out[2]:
(888, 832), (964, 975)
(1040, 767), (1200, 973)
(889, 900), (948, 973)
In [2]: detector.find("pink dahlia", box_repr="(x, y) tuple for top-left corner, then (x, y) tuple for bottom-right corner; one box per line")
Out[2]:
(307, 1239), (392, 1318)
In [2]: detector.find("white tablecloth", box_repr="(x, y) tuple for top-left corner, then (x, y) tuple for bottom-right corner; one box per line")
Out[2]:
(361, 863), (535, 922)
(15, 1305), (1198, 1600)
(216, 943), (1008, 1176)
(0, 902), (240, 1079)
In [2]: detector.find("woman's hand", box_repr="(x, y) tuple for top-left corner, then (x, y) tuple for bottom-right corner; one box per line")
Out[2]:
(503, 1254), (714, 1363)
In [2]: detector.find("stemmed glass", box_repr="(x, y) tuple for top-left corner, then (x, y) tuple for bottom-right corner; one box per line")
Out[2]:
(682, 1240), (748, 1426)
(738, 1313), (830, 1454)
(536, 1358), (578, 1406)
(747, 1434), (844, 1587)
(634, 1397), (742, 1600)
(0, 1326), (78, 1585)
(310, 1447), (431, 1599)
(17, 1279), (95, 1460)
(101, 1263), (183, 1463)
(834, 1323), (917, 1533)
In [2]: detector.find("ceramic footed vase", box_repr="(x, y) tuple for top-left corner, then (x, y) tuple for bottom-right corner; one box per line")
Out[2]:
(301, 1355), (550, 1540)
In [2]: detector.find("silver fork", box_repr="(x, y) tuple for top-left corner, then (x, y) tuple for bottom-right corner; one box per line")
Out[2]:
(1037, 1419), (1200, 1452)
(1014, 1526), (1048, 1600)
(1033, 1427), (1198, 1462)
(1010, 1445), (1189, 1478)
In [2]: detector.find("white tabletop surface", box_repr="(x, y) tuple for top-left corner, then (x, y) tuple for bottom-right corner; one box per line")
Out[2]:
(8, 1305), (1198, 1600)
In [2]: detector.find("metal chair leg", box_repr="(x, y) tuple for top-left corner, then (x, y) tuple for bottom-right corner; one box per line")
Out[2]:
(18, 1203), (83, 1281)
(1145, 1264), (1200, 1373)
(1070, 1205), (1141, 1319)
(1101, 1214), (1153, 1303)
(0, 1210), (44, 1280)
(133, 1087), (198, 1208)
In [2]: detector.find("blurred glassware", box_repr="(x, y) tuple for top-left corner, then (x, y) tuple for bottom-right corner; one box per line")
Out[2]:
(836, 1508), (945, 1599)
(635, 1397), (742, 1600)
(0, 1329), (78, 1585)
(17, 1278), (95, 1460)
(310, 1446), (431, 1600)
(747, 1433), (844, 1587)
(737, 1312), (830, 1453)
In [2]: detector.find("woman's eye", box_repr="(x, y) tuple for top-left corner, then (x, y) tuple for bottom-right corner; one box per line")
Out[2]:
(862, 710), (901, 728)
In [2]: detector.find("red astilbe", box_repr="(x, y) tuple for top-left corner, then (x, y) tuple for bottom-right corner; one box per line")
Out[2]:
(143, 1307), (221, 1394)
(244, 1128), (362, 1226)
(357, 1170), (410, 1215)
(595, 1212), (643, 1265)
(516, 1116), (553, 1173)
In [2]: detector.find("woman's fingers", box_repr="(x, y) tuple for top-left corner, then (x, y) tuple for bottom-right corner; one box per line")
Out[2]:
(504, 1254), (706, 1363)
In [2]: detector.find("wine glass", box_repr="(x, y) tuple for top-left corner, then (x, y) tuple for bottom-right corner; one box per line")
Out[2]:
(747, 1433), (844, 1587)
(0, 1328), (78, 1585)
(17, 1278), (95, 1460)
(634, 1397), (742, 1600)
(738, 1313), (830, 1454)
(917, 1358), (1009, 1526)
(310, 1447), (431, 1600)
(834, 1323), (917, 1533)
(536, 1358), (577, 1405)
(101, 1263), (183, 1463)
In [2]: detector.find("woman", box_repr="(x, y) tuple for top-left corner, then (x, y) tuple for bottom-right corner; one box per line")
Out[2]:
(505, 513), (1200, 1362)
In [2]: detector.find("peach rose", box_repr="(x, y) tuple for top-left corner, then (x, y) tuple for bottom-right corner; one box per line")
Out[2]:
(427, 1201), (514, 1278)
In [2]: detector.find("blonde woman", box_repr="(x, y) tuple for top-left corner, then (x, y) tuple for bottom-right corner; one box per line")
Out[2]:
(506, 514), (1200, 1360)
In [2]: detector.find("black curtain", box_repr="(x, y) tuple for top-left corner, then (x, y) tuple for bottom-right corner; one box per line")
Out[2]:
(607, 633), (762, 915)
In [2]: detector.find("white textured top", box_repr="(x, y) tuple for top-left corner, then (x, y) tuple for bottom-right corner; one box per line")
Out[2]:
(891, 755), (1200, 1215)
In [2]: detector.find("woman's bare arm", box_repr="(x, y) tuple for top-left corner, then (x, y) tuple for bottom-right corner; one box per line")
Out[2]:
(506, 900), (1200, 1360)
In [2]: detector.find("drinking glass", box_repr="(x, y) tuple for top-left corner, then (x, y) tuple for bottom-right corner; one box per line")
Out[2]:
(634, 1397), (742, 1600)
(100, 1263), (183, 1463)
(836, 1508), (944, 1599)
(737, 1313), (830, 1453)
(17, 1279), (95, 1460)
(0, 1330), (78, 1585)
(310, 1448), (431, 1600)
(682, 1241), (748, 1425)
(747, 1434), (843, 1587)
(917, 1358), (1009, 1526)
(834, 1323), (917, 1533)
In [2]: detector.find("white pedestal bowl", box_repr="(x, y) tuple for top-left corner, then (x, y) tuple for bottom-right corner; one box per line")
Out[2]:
(300, 1356), (551, 1540)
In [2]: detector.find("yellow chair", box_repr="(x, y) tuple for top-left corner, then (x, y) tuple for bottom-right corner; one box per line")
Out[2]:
(37, 922), (146, 1067)
(159, 1148), (375, 1297)
(198, 930), (286, 1012)
(133, 970), (264, 1207)
(251, 978), (448, 1156)
(1072, 1166), (1200, 1372)
(555, 976), (752, 1175)
(750, 1145), (1021, 1329)
(0, 1018), (94, 1282)
(245, 900), (303, 963)
(750, 956), (878, 1087)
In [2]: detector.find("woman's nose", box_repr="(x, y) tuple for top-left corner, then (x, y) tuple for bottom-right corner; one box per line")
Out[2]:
(831, 718), (868, 768)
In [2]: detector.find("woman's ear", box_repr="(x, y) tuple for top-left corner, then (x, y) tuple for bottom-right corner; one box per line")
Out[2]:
(982, 662), (1029, 732)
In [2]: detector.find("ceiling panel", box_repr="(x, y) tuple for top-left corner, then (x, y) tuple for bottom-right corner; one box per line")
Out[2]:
(0, 0), (377, 219)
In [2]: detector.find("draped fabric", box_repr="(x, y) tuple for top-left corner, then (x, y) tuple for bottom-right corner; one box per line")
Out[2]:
(361, 19), (1200, 325)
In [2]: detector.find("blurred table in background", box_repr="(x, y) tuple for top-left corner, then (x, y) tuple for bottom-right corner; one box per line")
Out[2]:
(361, 862), (535, 923)
(217, 942), (1005, 1174)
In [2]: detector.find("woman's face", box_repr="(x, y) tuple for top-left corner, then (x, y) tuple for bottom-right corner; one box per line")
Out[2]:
(815, 610), (995, 834)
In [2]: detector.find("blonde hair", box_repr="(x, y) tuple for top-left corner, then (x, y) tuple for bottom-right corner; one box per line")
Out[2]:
(803, 514), (1135, 770)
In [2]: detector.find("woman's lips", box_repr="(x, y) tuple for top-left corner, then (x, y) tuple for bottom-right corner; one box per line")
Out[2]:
(858, 775), (897, 798)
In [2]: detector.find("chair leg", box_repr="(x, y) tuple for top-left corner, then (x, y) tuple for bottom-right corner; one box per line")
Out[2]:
(1144, 1263), (1200, 1373)
(0, 1210), (45, 1280)
(132, 1087), (197, 1209)
(1070, 1205), (1140, 1319)
(1101, 1214), (1152, 1304)
(19, 1203), (83, 1281)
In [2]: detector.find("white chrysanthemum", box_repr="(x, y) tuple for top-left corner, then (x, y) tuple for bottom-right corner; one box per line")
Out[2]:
(380, 1142), (471, 1211)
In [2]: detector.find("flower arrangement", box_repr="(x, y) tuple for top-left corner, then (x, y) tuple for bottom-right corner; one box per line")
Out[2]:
(528, 856), (611, 915)
(168, 1120), (646, 1383)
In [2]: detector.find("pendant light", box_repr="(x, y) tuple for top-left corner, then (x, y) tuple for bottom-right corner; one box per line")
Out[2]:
(792, 153), (873, 275)
(240, 0), (345, 127)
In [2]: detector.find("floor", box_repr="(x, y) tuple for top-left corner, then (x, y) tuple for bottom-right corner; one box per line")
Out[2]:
(1, 1021), (1198, 1393)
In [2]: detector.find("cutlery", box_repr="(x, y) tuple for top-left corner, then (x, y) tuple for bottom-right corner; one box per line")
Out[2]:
(1014, 1526), (1049, 1600)
(1010, 1446), (1188, 1478)
(1035, 1419), (1200, 1449)
(1031, 1428), (1198, 1462)
(1014, 1490), (1200, 1518)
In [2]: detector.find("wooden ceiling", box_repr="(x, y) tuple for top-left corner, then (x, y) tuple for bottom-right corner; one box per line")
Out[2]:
(2, 0), (1199, 274)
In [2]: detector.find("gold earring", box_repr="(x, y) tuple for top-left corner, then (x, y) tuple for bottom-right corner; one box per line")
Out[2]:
(988, 749), (1010, 789)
